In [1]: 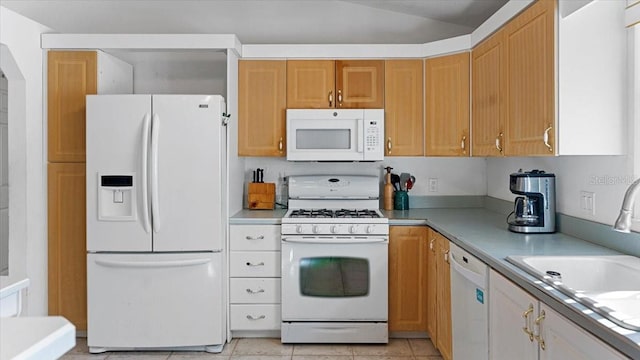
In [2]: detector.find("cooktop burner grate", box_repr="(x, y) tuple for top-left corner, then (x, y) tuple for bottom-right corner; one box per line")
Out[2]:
(288, 208), (381, 219)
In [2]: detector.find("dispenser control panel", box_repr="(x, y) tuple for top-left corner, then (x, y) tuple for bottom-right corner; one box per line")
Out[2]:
(98, 173), (136, 221)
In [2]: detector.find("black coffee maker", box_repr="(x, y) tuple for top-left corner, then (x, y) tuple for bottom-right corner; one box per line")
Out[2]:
(507, 170), (556, 233)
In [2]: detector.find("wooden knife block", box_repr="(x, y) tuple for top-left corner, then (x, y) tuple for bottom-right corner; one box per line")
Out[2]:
(248, 183), (276, 210)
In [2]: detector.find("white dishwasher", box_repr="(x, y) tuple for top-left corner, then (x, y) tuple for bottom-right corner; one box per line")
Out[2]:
(449, 242), (489, 360)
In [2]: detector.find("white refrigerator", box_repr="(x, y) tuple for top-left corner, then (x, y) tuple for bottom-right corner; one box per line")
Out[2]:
(85, 94), (227, 353)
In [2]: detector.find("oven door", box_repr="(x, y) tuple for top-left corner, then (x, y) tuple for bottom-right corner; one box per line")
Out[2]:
(286, 115), (364, 161)
(281, 236), (388, 321)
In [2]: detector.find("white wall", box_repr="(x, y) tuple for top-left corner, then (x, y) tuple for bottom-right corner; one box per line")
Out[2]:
(110, 50), (227, 95)
(486, 156), (636, 230)
(243, 157), (487, 206)
(0, 6), (51, 315)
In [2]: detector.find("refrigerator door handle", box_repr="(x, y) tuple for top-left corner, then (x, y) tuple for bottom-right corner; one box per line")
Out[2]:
(150, 113), (161, 232)
(141, 113), (151, 233)
(94, 258), (211, 269)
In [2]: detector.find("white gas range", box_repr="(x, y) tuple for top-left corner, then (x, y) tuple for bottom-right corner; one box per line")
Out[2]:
(280, 175), (389, 344)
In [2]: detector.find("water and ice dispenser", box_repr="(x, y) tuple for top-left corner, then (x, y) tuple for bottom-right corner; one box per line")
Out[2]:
(98, 174), (136, 221)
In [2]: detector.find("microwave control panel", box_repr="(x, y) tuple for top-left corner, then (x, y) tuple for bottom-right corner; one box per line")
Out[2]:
(363, 109), (384, 160)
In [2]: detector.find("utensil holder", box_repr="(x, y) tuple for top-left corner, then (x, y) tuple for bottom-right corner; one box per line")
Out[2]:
(394, 191), (409, 210)
(248, 183), (275, 209)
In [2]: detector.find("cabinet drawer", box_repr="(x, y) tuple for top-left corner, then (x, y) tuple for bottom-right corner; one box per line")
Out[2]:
(230, 304), (281, 330)
(230, 225), (281, 251)
(230, 251), (281, 277)
(230, 278), (281, 304)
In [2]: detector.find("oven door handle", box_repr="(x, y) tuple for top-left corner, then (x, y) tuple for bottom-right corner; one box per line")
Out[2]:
(282, 236), (388, 244)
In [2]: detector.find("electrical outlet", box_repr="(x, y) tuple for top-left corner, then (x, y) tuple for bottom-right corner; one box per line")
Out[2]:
(428, 178), (438, 192)
(580, 191), (596, 216)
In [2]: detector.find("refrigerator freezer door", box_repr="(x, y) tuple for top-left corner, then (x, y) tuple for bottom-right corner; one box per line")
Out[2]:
(87, 252), (224, 349)
(86, 95), (152, 252)
(151, 95), (225, 252)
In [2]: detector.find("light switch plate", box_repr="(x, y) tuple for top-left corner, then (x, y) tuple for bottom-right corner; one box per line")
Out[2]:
(580, 191), (595, 216)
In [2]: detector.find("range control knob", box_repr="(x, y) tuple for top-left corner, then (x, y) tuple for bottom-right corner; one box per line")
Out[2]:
(366, 225), (373, 234)
(312, 225), (320, 234)
(349, 225), (358, 234)
(296, 225), (304, 234)
(330, 225), (338, 234)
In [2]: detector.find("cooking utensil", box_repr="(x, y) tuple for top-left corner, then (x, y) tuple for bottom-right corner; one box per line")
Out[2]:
(407, 175), (416, 190)
(391, 173), (401, 191)
(400, 173), (410, 191)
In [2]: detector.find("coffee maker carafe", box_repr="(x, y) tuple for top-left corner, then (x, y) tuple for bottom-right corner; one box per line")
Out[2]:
(508, 170), (556, 233)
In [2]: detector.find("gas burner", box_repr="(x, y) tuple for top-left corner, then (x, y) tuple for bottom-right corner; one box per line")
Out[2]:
(289, 209), (334, 218)
(335, 209), (381, 219)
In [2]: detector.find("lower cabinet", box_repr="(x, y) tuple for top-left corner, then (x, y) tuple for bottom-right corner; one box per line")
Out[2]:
(426, 229), (452, 360)
(388, 226), (428, 331)
(489, 269), (625, 360)
(229, 225), (281, 331)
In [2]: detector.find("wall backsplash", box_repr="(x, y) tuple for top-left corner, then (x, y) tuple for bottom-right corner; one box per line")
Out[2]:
(244, 157), (488, 205)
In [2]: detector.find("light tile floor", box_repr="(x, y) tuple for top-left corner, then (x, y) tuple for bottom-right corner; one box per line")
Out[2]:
(62, 338), (443, 360)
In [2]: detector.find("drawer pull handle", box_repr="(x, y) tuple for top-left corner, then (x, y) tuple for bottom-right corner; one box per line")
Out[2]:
(246, 288), (265, 294)
(245, 235), (265, 240)
(246, 314), (266, 320)
(246, 262), (265, 267)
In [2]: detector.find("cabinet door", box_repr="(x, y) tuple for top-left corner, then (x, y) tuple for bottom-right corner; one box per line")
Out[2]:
(48, 163), (87, 331)
(503, 0), (556, 156)
(489, 270), (538, 360)
(435, 234), (452, 360)
(238, 60), (287, 156)
(384, 60), (424, 156)
(388, 226), (428, 331)
(336, 60), (384, 109)
(425, 52), (470, 157)
(286, 60), (335, 109)
(48, 51), (97, 162)
(426, 229), (438, 342)
(539, 305), (626, 360)
(472, 31), (506, 157)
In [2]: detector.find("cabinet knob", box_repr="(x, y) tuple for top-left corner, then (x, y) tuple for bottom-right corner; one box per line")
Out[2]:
(337, 89), (343, 107)
(328, 91), (333, 107)
(387, 138), (392, 155)
(278, 137), (284, 152)
(429, 239), (436, 252)
(461, 135), (467, 154)
(543, 125), (553, 153)
(495, 132), (503, 154)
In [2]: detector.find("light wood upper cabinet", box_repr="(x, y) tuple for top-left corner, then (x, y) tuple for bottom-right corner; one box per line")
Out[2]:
(287, 60), (335, 109)
(238, 60), (287, 156)
(286, 60), (384, 109)
(425, 53), (469, 157)
(503, 0), (555, 156)
(48, 163), (87, 330)
(472, 30), (506, 157)
(48, 51), (97, 163)
(384, 60), (424, 156)
(388, 226), (428, 332)
(426, 228), (452, 360)
(336, 60), (384, 109)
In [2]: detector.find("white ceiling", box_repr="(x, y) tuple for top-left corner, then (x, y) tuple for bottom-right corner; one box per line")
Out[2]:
(1, 0), (509, 44)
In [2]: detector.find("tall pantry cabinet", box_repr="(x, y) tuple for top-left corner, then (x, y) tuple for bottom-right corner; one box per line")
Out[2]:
(47, 51), (132, 330)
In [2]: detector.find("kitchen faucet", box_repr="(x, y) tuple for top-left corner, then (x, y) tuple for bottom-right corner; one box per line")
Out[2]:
(613, 177), (640, 233)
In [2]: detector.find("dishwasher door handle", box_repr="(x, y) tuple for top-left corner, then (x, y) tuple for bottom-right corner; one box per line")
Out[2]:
(450, 252), (486, 288)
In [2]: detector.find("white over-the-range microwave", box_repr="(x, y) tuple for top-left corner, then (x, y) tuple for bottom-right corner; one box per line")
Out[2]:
(286, 109), (385, 161)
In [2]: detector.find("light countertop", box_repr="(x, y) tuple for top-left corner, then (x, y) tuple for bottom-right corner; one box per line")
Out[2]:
(231, 206), (640, 358)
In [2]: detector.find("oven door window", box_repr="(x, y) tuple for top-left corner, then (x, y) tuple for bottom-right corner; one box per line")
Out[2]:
(299, 257), (369, 297)
(295, 129), (351, 149)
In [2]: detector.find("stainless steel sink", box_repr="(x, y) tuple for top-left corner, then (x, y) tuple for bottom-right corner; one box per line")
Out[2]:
(506, 255), (640, 331)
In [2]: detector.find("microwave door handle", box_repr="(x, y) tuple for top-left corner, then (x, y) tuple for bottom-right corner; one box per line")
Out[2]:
(357, 118), (364, 153)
